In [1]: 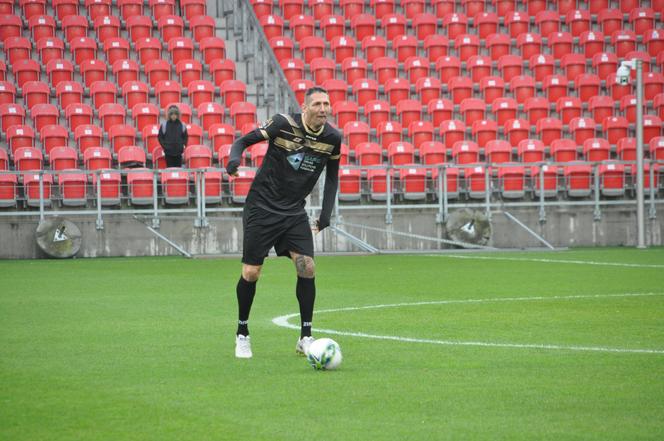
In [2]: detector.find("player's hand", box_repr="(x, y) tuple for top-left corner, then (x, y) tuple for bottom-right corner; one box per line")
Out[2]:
(226, 159), (240, 177)
(315, 218), (330, 233)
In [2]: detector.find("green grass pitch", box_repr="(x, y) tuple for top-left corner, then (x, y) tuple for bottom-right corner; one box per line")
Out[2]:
(1, 248), (664, 441)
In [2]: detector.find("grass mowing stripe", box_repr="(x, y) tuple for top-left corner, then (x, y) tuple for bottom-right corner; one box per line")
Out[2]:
(428, 254), (664, 268)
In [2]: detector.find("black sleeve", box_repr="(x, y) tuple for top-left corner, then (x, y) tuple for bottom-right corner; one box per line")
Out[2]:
(157, 124), (165, 147)
(181, 124), (188, 147)
(318, 140), (341, 230)
(229, 114), (286, 164)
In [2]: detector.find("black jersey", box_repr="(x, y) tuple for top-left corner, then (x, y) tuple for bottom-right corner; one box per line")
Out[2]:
(246, 113), (342, 215)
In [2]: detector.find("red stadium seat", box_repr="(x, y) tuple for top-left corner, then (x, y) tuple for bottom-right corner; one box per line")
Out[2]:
(118, 0), (143, 20)
(291, 15), (315, 41)
(424, 35), (449, 63)
(556, 96), (582, 124)
(486, 33), (511, 61)
(0, 104), (26, 132)
(405, 57), (430, 83)
(395, 35), (419, 63)
(466, 55), (491, 83)
(0, 173), (18, 207)
(14, 147), (43, 171)
(65, 103), (94, 132)
(536, 117), (563, 146)
(259, 14), (284, 40)
(561, 53), (586, 82)
(7, 125), (35, 154)
(230, 102), (256, 130)
(126, 16), (153, 42)
(416, 77), (442, 105)
(552, 139), (578, 162)
(475, 12), (498, 39)
(90, 81), (117, 110)
(280, 0), (304, 19)
(321, 14), (345, 41)
(643, 115), (662, 144)
(210, 123), (235, 151)
(54, 0), (79, 19)
(491, 97), (518, 126)
(448, 76), (473, 105)
(435, 56), (461, 83)
(90, 169), (121, 205)
(344, 121), (370, 147)
(376, 121), (402, 150)
(104, 38), (131, 65)
(176, 60), (203, 88)
(396, 99), (421, 128)
(118, 145), (146, 168)
(589, 95), (615, 124)
(629, 8), (655, 35)
(0, 81), (15, 105)
(505, 11), (529, 38)
(23, 172), (54, 207)
(168, 37), (195, 65)
(420, 141), (446, 165)
(330, 36), (356, 63)
(412, 13), (437, 40)
(181, 0), (206, 19)
(460, 97), (485, 122)
(497, 55), (523, 82)
(190, 15), (216, 43)
(650, 137), (664, 160)
(570, 117), (597, 146)
(617, 137), (636, 161)
(373, 57), (399, 85)
(598, 162), (626, 196)
(356, 142), (382, 166)
(142, 125), (162, 156)
(440, 120), (466, 149)
(498, 166), (526, 199)
(40, 125), (69, 156)
(322, 79), (348, 105)
(122, 81), (150, 109)
(579, 31), (604, 58)
(62, 15), (88, 43)
(13, 60), (41, 88)
(548, 32), (573, 59)
(644, 73), (664, 101)
(387, 141), (414, 165)
(22, 0), (47, 19)
(136, 38), (162, 66)
(399, 166), (427, 200)
(442, 12), (467, 39)
(338, 168), (362, 201)
(333, 101), (359, 129)
(250, 0), (273, 17)
(543, 75), (568, 102)
(644, 29), (664, 58)
(598, 9), (622, 36)
(518, 139), (545, 163)
(531, 164), (558, 197)
(479, 76), (505, 104)
(269, 37), (295, 62)
(365, 100), (391, 129)
(80, 59), (107, 88)
(529, 54), (554, 82)
(300, 37), (325, 64)
(409, 120), (434, 149)
(75, 124), (104, 155)
(58, 170), (88, 206)
(575, 74), (601, 101)
(431, 166), (460, 198)
(29, 15), (56, 40)
(0, 15), (22, 42)
(465, 165), (487, 199)
(31, 104), (59, 132)
(132, 103), (160, 132)
(428, 99), (453, 127)
(49, 146), (78, 171)
(505, 119), (530, 146)
(604, 116), (629, 145)
(280, 59), (305, 83)
(22, 81), (49, 110)
(112, 59), (140, 87)
(472, 120), (498, 148)
(70, 37), (97, 66)
(249, 142), (268, 167)
(582, 137), (610, 162)
(210, 59), (236, 86)
(516, 33), (542, 59)
(353, 78), (380, 107)
(94, 15), (120, 44)
(310, 58), (336, 85)
(291, 79), (314, 104)
(99, 103), (126, 133)
(510, 75), (536, 103)
(455, 34), (480, 62)
(184, 144), (213, 169)
(126, 168), (155, 205)
(220, 80), (247, 107)
(188, 81), (216, 109)
(535, 10), (560, 37)
(612, 30), (637, 58)
(155, 80), (182, 109)
(86, 0), (111, 20)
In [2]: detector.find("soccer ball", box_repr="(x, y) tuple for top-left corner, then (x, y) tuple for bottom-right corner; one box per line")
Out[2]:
(306, 338), (342, 370)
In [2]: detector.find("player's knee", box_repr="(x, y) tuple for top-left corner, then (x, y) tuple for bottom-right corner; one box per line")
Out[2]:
(242, 264), (262, 282)
(295, 255), (315, 278)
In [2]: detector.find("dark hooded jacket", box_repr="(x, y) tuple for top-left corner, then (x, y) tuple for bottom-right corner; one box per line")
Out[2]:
(158, 117), (188, 156)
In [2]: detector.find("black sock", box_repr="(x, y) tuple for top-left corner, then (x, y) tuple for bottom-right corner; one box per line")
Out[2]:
(296, 277), (316, 338)
(236, 276), (256, 336)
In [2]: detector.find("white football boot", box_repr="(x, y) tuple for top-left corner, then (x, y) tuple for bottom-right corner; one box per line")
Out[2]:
(295, 336), (315, 356)
(235, 334), (253, 358)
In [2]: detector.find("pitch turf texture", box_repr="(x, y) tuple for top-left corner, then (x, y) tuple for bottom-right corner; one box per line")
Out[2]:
(2, 249), (664, 441)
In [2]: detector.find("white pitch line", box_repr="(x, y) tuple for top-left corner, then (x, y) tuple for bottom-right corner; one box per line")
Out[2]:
(426, 254), (664, 269)
(271, 292), (664, 355)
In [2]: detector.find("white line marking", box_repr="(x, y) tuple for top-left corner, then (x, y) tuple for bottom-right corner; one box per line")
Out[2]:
(426, 254), (664, 269)
(272, 293), (664, 355)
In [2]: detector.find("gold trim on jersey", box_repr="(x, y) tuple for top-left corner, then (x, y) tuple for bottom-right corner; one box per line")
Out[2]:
(274, 137), (305, 151)
(308, 141), (335, 153)
(302, 117), (325, 136)
(259, 129), (269, 140)
(280, 114), (305, 138)
(329, 154), (341, 160)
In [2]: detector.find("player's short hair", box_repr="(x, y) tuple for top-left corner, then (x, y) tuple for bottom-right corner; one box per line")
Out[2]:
(304, 87), (329, 103)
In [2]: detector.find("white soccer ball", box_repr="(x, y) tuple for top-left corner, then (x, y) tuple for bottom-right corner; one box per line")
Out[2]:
(306, 338), (342, 370)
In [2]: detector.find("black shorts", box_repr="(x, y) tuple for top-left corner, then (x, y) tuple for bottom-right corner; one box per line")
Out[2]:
(241, 203), (314, 265)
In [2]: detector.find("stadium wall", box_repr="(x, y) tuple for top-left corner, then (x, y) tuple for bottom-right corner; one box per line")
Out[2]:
(0, 207), (661, 259)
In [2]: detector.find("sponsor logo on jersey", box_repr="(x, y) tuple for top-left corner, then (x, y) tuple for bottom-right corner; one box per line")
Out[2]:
(287, 152), (305, 170)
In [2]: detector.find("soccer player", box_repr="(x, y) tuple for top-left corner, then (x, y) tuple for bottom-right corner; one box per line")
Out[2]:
(226, 87), (341, 359)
